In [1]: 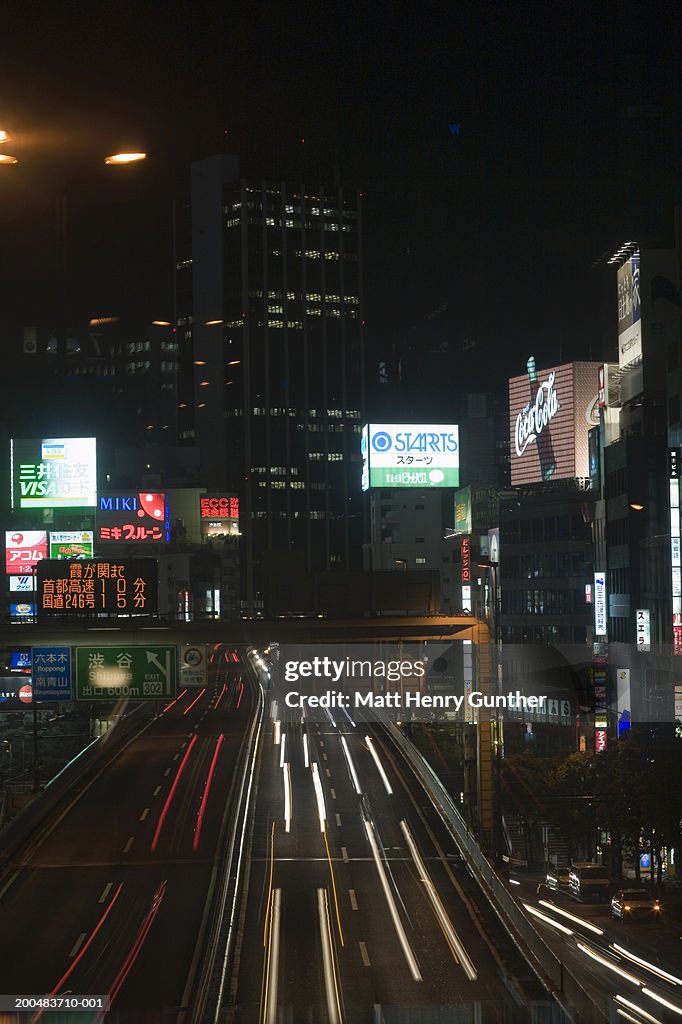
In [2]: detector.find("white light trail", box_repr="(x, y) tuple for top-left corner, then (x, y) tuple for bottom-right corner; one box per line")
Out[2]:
(401, 819), (477, 980)
(283, 763), (292, 834)
(262, 888), (282, 1024)
(538, 899), (604, 935)
(273, 720), (281, 745)
(325, 707), (337, 728)
(317, 889), (343, 1024)
(611, 945), (682, 987)
(279, 733), (286, 768)
(577, 942), (642, 986)
(303, 733), (310, 768)
(311, 763), (327, 832)
(365, 735), (393, 795)
(642, 989), (682, 1017)
(614, 994), (663, 1024)
(363, 816), (422, 982)
(341, 705), (356, 728)
(522, 903), (573, 936)
(340, 737), (362, 795)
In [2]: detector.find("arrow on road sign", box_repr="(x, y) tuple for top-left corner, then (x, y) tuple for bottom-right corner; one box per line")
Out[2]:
(147, 649), (171, 679)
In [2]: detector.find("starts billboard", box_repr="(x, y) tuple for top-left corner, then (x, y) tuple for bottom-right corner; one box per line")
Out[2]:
(617, 250), (642, 368)
(97, 493), (170, 544)
(5, 531), (48, 575)
(361, 423), (459, 490)
(37, 559), (158, 615)
(508, 359), (601, 486)
(10, 437), (97, 509)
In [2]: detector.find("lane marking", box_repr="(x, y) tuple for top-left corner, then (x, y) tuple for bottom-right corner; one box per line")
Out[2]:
(330, 788), (336, 799)
(123, 837), (134, 854)
(359, 941), (371, 967)
(319, 741), (325, 748)
(69, 932), (87, 958)
(349, 889), (358, 910)
(180, 741), (187, 749)
(98, 882), (113, 904)
(139, 808), (149, 821)
(341, 846), (349, 863)
(335, 813), (342, 827)
(164, 768), (172, 776)
(322, 753), (328, 761)
(153, 786), (161, 797)
(325, 768), (331, 777)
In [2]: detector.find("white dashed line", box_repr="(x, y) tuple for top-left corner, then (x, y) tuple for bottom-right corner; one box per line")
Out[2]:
(153, 785), (161, 796)
(173, 753), (180, 760)
(322, 753), (328, 761)
(69, 933), (87, 958)
(98, 882), (113, 904)
(123, 837), (134, 854)
(335, 813), (342, 827)
(180, 742), (187, 749)
(330, 788), (336, 799)
(164, 767), (172, 776)
(325, 768), (331, 777)
(349, 889), (358, 910)
(342, 846), (349, 863)
(359, 941), (371, 966)
(139, 808), (149, 821)
(319, 741), (324, 747)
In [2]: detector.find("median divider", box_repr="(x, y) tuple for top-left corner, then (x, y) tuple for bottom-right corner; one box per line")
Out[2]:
(384, 721), (607, 1024)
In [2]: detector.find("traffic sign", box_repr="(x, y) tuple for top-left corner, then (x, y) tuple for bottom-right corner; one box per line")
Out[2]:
(32, 645), (72, 701)
(75, 646), (177, 701)
(180, 644), (207, 687)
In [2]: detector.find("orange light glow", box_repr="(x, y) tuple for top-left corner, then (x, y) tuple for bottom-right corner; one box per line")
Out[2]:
(105, 152), (147, 165)
(0, 154), (18, 165)
(205, 319), (224, 326)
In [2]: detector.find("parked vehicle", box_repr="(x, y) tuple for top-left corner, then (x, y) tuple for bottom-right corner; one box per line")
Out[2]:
(568, 862), (610, 900)
(546, 867), (570, 892)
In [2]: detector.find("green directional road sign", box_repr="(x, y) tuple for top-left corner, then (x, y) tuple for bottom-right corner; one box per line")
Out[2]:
(75, 646), (177, 701)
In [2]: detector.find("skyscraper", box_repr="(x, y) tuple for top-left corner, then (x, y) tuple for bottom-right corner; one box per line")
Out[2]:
(178, 155), (365, 611)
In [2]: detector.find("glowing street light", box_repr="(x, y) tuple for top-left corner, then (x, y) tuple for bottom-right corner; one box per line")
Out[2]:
(0, 153), (18, 165)
(0, 130), (11, 144)
(104, 152), (147, 165)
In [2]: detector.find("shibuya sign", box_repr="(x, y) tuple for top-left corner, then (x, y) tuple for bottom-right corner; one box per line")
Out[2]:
(514, 371), (560, 457)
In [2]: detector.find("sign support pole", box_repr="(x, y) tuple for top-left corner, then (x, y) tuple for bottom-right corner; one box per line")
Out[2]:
(32, 700), (40, 792)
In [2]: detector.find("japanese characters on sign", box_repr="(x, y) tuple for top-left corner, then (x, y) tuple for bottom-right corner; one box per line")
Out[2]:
(0, 677), (33, 709)
(74, 646), (176, 700)
(49, 531), (94, 559)
(97, 492), (170, 544)
(32, 646), (72, 701)
(636, 608), (651, 652)
(199, 495), (240, 519)
(670, 451), (681, 653)
(617, 250), (642, 368)
(361, 424), (460, 490)
(594, 572), (607, 636)
(5, 531), (47, 575)
(10, 437), (97, 509)
(37, 559), (158, 615)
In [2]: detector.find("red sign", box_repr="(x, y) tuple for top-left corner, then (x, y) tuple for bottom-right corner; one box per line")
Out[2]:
(595, 729), (608, 753)
(674, 622), (682, 657)
(200, 495), (240, 520)
(461, 537), (471, 584)
(5, 531), (48, 575)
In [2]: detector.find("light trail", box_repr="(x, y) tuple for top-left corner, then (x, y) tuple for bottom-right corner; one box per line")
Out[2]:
(236, 681), (244, 709)
(161, 689), (187, 714)
(280, 733), (287, 768)
(642, 988), (682, 1017)
(323, 828), (344, 946)
(363, 815), (422, 982)
(213, 682), (227, 710)
(340, 737), (362, 795)
(341, 704), (356, 728)
(283, 763), (292, 833)
(193, 734), (224, 850)
(614, 995), (663, 1024)
(317, 889), (344, 1024)
(311, 763), (327, 832)
(263, 823), (276, 947)
(325, 707), (337, 728)
(107, 881), (167, 1007)
(151, 735), (198, 851)
(183, 688), (207, 715)
(303, 733), (310, 768)
(522, 903), (573, 936)
(577, 942), (642, 986)
(273, 720), (281, 745)
(365, 735), (393, 795)
(538, 899), (604, 935)
(611, 944), (682, 986)
(401, 819), (477, 980)
(261, 889), (282, 1024)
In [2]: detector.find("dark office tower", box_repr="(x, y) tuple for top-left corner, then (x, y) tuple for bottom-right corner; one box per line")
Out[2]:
(526, 356), (557, 481)
(181, 155), (365, 612)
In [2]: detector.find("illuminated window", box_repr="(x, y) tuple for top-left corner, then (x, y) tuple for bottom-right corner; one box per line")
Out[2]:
(306, 308), (321, 317)
(308, 452), (324, 460)
(287, 291), (296, 300)
(290, 481), (305, 489)
(267, 319), (284, 328)
(328, 453), (343, 461)
(288, 321), (303, 329)
(268, 305), (284, 314)
(306, 293), (321, 301)
(324, 252), (340, 261)
(266, 217), (275, 226)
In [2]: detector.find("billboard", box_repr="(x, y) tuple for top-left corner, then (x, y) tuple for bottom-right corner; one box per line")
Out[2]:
(10, 602), (35, 619)
(636, 609), (650, 652)
(454, 486), (472, 535)
(37, 559), (158, 615)
(5, 531), (48, 575)
(0, 677), (33, 709)
(9, 575), (36, 592)
(49, 531), (94, 559)
(97, 493), (170, 544)
(10, 437), (97, 509)
(594, 572), (607, 636)
(361, 424), (459, 490)
(508, 360), (601, 486)
(617, 250), (642, 368)
(200, 494), (240, 537)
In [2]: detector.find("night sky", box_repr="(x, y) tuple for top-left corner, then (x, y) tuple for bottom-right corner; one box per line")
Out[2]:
(1, 1), (681, 406)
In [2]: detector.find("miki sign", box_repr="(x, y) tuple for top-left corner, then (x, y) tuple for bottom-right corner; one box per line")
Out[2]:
(97, 493), (169, 544)
(10, 437), (97, 509)
(361, 423), (459, 490)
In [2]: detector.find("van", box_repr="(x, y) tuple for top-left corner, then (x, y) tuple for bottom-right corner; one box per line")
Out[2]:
(569, 862), (610, 900)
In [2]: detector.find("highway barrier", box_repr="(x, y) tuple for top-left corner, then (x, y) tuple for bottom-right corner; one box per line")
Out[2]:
(385, 722), (608, 1024)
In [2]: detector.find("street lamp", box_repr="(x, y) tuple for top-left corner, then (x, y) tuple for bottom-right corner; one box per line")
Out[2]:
(104, 151), (147, 165)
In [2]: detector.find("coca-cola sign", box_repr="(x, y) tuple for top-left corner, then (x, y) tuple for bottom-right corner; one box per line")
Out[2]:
(508, 360), (602, 486)
(514, 372), (560, 457)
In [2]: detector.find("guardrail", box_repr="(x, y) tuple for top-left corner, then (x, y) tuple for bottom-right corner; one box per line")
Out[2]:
(385, 722), (607, 1024)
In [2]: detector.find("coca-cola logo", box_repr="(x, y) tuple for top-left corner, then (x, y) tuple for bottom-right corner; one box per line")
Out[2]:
(514, 372), (560, 457)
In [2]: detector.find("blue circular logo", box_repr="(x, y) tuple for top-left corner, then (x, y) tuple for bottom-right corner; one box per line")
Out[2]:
(371, 431), (392, 453)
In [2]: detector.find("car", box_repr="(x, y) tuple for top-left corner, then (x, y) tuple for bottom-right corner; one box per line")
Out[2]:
(546, 867), (570, 892)
(611, 889), (662, 921)
(569, 862), (611, 900)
